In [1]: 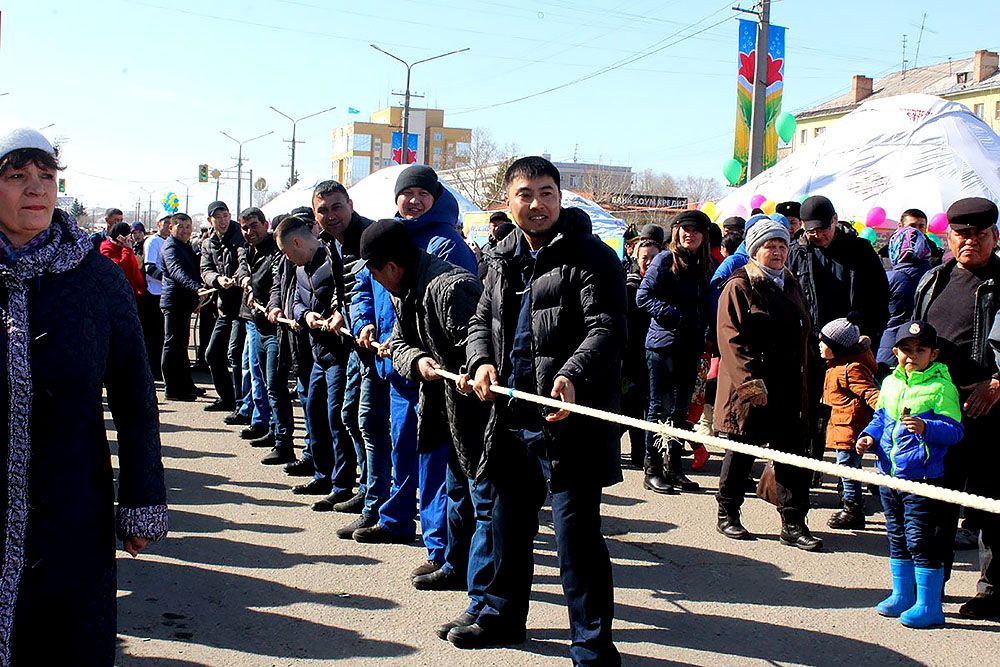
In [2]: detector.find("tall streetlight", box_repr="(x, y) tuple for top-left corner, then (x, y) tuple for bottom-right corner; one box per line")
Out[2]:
(176, 180), (191, 213)
(139, 187), (154, 227)
(269, 105), (337, 188)
(220, 130), (273, 214)
(369, 44), (469, 165)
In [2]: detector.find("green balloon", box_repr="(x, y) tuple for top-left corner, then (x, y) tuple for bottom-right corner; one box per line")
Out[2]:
(722, 158), (743, 186)
(776, 112), (797, 144)
(860, 227), (877, 244)
(927, 232), (942, 248)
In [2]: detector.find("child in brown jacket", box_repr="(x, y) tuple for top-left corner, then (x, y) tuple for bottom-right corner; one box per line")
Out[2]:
(820, 316), (881, 529)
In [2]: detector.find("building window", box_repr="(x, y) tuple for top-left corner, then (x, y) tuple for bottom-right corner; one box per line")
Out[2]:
(814, 126), (825, 137)
(433, 131), (443, 142)
(974, 103), (985, 119)
(957, 72), (971, 84)
(995, 101), (1000, 120)
(800, 129), (808, 144)
(433, 146), (443, 156)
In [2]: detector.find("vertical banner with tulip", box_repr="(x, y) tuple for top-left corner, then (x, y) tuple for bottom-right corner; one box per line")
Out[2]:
(729, 19), (786, 186)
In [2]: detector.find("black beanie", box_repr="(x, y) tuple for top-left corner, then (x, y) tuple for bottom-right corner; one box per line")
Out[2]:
(394, 165), (442, 199)
(360, 218), (418, 267)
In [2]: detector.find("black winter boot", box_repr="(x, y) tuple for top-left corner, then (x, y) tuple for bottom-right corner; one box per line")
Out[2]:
(643, 452), (677, 495)
(827, 501), (866, 529)
(664, 445), (700, 492)
(780, 515), (824, 552)
(717, 505), (751, 540)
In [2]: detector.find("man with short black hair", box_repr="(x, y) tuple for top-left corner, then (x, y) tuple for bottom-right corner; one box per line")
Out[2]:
(461, 156), (625, 663)
(914, 196), (1000, 621)
(91, 207), (123, 251)
(201, 201), (248, 413)
(157, 213), (203, 400)
(236, 207), (294, 464)
(275, 217), (357, 502)
(775, 201), (801, 237)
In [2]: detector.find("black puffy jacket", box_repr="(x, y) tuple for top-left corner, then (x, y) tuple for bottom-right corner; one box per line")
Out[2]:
(236, 234), (282, 335)
(292, 244), (347, 367)
(199, 224), (246, 318)
(466, 207), (627, 491)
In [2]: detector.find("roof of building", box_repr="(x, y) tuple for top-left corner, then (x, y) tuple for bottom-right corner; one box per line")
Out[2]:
(797, 55), (1000, 120)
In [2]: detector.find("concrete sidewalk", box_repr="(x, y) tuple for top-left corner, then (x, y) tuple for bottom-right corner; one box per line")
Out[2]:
(114, 380), (997, 666)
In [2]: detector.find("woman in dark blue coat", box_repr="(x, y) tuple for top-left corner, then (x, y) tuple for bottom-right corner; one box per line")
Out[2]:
(636, 210), (714, 495)
(0, 128), (167, 666)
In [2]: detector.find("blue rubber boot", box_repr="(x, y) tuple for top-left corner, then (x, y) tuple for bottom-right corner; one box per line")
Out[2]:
(876, 558), (916, 617)
(900, 567), (946, 628)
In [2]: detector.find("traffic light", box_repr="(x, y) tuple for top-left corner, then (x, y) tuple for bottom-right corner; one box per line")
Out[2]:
(198, 164), (209, 183)
(58, 178), (66, 193)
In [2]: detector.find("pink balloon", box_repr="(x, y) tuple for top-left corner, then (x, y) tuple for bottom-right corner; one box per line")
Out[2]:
(928, 212), (949, 235)
(865, 206), (886, 228)
(732, 205), (748, 218)
(750, 194), (767, 209)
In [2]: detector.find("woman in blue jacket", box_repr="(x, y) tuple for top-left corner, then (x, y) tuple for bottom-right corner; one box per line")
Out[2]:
(637, 210), (714, 494)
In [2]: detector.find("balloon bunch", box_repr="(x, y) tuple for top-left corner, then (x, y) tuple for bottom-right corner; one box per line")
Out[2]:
(162, 192), (180, 213)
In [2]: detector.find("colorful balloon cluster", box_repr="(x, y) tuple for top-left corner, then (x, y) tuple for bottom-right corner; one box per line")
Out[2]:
(162, 192), (180, 213)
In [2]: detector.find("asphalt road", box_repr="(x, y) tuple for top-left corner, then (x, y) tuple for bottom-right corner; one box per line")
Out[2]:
(112, 375), (997, 666)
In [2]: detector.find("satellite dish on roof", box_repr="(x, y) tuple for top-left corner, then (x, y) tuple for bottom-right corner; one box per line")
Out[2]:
(254, 177), (267, 191)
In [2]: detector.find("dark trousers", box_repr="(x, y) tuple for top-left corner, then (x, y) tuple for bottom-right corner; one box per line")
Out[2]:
(197, 301), (216, 367)
(880, 483), (950, 569)
(621, 385), (647, 466)
(139, 294), (164, 380)
(258, 333), (293, 446)
(306, 360), (356, 493)
(477, 428), (620, 667)
(716, 435), (811, 521)
(206, 314), (245, 406)
(645, 345), (699, 458)
(161, 306), (195, 396)
(938, 412), (1000, 592)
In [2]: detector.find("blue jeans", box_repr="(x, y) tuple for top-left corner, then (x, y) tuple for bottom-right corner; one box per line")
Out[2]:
(342, 351), (366, 497)
(477, 427), (619, 666)
(836, 450), (864, 503)
(306, 360), (356, 492)
(880, 482), (950, 569)
(378, 380), (420, 540)
(359, 364), (391, 521)
(645, 345), (699, 458)
(238, 321), (270, 427)
(441, 465), (495, 615)
(258, 332), (292, 446)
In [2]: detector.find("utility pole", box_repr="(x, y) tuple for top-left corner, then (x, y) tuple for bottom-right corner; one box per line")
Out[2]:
(740, 0), (771, 180)
(221, 131), (272, 214)
(140, 187), (154, 228)
(370, 44), (469, 165)
(176, 180), (190, 213)
(270, 105), (337, 188)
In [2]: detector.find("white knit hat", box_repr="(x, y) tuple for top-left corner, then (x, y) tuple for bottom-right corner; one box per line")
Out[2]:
(0, 127), (55, 162)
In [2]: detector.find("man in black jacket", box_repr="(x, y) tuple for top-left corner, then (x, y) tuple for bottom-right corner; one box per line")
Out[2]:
(236, 207), (294, 465)
(275, 216), (357, 502)
(311, 181), (380, 515)
(461, 157), (625, 665)
(200, 201), (248, 412)
(788, 195), (889, 462)
(361, 219), (493, 630)
(914, 197), (1000, 621)
(157, 213), (203, 400)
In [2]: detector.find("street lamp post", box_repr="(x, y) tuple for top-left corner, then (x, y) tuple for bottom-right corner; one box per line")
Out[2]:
(269, 105), (337, 188)
(139, 187), (154, 227)
(220, 130), (273, 214)
(176, 180), (191, 213)
(369, 44), (469, 165)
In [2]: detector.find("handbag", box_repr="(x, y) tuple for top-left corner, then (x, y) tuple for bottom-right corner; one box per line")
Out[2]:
(756, 460), (781, 506)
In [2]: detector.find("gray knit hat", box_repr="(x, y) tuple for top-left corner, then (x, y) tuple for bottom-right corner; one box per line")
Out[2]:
(820, 316), (868, 356)
(745, 219), (790, 257)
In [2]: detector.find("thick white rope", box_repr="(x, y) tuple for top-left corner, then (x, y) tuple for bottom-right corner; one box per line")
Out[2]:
(432, 369), (1000, 515)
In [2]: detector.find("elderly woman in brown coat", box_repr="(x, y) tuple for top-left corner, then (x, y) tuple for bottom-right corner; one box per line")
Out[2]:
(714, 218), (822, 551)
